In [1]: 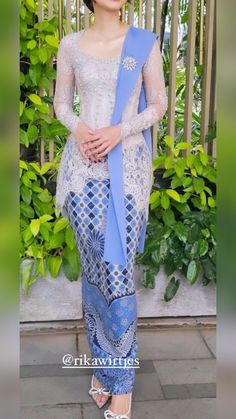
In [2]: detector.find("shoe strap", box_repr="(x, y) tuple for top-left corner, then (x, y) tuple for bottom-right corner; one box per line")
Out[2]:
(89, 386), (111, 395)
(104, 409), (130, 419)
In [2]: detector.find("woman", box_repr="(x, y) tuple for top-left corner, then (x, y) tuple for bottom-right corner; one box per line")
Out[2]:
(53, 1), (167, 417)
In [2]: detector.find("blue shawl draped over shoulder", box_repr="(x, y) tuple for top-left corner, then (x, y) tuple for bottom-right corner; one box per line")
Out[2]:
(102, 25), (158, 266)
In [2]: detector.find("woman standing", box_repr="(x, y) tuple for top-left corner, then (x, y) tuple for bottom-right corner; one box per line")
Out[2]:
(53, 1), (167, 417)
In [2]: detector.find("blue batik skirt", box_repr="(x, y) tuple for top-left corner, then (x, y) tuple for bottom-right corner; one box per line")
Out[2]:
(63, 177), (146, 395)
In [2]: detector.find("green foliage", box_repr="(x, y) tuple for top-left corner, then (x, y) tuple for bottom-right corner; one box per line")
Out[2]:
(20, 160), (81, 294)
(20, 0), (68, 154)
(136, 136), (216, 301)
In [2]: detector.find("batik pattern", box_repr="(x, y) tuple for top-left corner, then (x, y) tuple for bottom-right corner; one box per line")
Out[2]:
(63, 178), (145, 394)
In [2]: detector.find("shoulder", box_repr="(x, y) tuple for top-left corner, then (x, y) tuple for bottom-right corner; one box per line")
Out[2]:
(132, 26), (159, 42)
(59, 32), (80, 47)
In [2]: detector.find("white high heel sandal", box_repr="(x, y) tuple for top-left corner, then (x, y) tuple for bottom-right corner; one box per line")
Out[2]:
(88, 374), (112, 408)
(104, 392), (132, 419)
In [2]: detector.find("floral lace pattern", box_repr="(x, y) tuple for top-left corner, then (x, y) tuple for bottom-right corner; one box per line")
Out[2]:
(53, 30), (167, 216)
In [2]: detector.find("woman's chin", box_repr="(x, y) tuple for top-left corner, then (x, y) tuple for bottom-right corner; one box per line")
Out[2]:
(95, 0), (127, 13)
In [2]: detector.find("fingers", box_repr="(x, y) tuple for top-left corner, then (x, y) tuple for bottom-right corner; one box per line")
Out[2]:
(81, 132), (101, 144)
(83, 138), (103, 151)
(95, 146), (111, 158)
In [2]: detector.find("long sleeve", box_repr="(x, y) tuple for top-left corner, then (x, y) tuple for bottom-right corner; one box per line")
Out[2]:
(53, 36), (81, 133)
(120, 38), (168, 139)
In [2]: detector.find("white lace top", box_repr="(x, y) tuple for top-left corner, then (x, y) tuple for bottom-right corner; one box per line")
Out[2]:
(53, 29), (167, 219)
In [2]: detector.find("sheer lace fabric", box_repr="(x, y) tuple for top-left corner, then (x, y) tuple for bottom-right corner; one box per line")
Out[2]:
(53, 31), (167, 218)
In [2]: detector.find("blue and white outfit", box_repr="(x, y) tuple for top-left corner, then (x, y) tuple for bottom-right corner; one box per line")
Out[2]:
(54, 25), (167, 394)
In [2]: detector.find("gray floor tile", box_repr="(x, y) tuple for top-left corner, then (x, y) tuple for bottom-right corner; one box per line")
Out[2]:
(133, 373), (164, 401)
(200, 329), (216, 357)
(130, 399), (216, 419)
(20, 405), (82, 419)
(21, 375), (93, 406)
(186, 383), (216, 399)
(154, 359), (216, 385)
(20, 364), (91, 378)
(20, 334), (78, 366)
(83, 403), (109, 419)
(162, 384), (189, 400)
(138, 330), (212, 360)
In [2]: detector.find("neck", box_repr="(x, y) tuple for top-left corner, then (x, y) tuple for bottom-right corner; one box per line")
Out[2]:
(91, 8), (125, 36)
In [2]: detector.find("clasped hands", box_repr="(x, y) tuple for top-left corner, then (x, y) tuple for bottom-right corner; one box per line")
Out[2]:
(74, 121), (122, 162)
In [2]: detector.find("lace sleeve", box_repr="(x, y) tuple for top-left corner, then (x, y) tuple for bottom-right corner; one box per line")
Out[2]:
(120, 38), (168, 139)
(53, 36), (81, 133)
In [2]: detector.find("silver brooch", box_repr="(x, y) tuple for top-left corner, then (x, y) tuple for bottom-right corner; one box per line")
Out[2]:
(122, 55), (137, 71)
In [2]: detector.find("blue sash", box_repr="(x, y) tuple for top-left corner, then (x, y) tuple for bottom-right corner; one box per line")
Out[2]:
(102, 25), (158, 266)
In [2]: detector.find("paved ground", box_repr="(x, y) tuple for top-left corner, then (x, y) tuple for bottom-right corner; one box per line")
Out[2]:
(20, 323), (216, 419)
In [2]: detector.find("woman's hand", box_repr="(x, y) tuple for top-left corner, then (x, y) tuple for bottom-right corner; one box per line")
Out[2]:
(73, 121), (102, 162)
(81, 124), (122, 159)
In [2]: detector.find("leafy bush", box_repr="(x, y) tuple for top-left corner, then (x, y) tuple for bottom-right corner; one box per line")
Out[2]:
(136, 136), (216, 301)
(20, 160), (81, 294)
(20, 0), (67, 160)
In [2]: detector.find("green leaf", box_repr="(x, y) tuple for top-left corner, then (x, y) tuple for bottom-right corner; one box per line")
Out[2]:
(173, 222), (188, 243)
(164, 276), (180, 302)
(160, 239), (168, 261)
(54, 218), (69, 234)
(176, 142), (192, 150)
(201, 257), (216, 281)
(27, 125), (38, 143)
(152, 155), (165, 170)
(200, 191), (207, 206)
(20, 202), (35, 218)
(29, 94), (42, 106)
(49, 231), (64, 249)
(21, 260), (34, 294)
(199, 239), (209, 257)
(46, 256), (62, 278)
(163, 209), (175, 226)
(183, 177), (192, 187)
(26, 170), (37, 180)
(29, 162), (41, 174)
(20, 160), (28, 170)
(161, 193), (170, 209)
(34, 259), (46, 278)
(39, 223), (50, 241)
(186, 153), (195, 168)
(22, 226), (33, 243)
(165, 135), (174, 149)
(38, 47), (48, 63)
(208, 197), (216, 208)
(38, 189), (52, 203)
(166, 189), (181, 202)
(40, 162), (52, 175)
(26, 0), (36, 10)
(27, 39), (37, 50)
(175, 158), (185, 178)
(20, 129), (29, 147)
(65, 226), (76, 250)
(62, 247), (80, 281)
(30, 219), (40, 236)
(200, 152), (209, 166)
(187, 260), (200, 284)
(20, 101), (24, 116)
(141, 268), (156, 289)
(45, 35), (59, 48)
(164, 156), (173, 169)
(150, 191), (160, 204)
(193, 177), (205, 193)
(40, 214), (53, 223)
(25, 108), (35, 121)
(21, 185), (32, 205)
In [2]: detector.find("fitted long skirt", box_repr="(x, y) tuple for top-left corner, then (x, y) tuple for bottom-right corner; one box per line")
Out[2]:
(63, 177), (146, 394)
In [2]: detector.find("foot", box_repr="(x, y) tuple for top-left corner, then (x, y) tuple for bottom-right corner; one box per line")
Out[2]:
(105, 392), (132, 418)
(89, 375), (111, 408)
